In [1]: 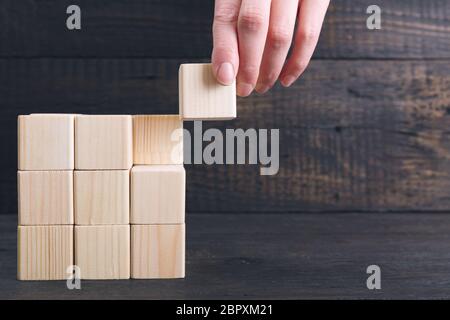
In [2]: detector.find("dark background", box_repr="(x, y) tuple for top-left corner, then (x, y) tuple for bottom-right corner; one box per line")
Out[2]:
(1, 0), (450, 300)
(2, 0), (450, 215)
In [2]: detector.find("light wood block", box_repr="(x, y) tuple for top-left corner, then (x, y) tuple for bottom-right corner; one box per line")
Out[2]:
(18, 171), (73, 225)
(17, 225), (74, 280)
(74, 170), (130, 225)
(75, 225), (130, 279)
(179, 63), (236, 120)
(131, 165), (185, 224)
(75, 115), (132, 169)
(18, 114), (75, 170)
(133, 115), (183, 165)
(131, 224), (185, 279)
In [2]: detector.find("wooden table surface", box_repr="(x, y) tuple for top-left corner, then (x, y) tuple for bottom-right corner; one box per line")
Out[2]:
(2, 213), (450, 300)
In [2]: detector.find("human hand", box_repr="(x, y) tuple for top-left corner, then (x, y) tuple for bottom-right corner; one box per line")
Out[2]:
(212, 0), (330, 96)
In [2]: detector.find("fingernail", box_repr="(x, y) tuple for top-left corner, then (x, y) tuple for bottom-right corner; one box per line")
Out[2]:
(237, 83), (254, 97)
(255, 83), (270, 94)
(281, 75), (296, 87)
(216, 62), (235, 85)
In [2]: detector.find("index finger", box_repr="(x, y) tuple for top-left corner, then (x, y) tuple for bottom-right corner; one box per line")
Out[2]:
(212, 0), (241, 85)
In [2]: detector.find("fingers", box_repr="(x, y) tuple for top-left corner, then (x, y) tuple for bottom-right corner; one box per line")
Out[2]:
(236, 0), (272, 97)
(212, 0), (241, 85)
(212, 0), (329, 94)
(255, 0), (299, 94)
(279, 0), (330, 87)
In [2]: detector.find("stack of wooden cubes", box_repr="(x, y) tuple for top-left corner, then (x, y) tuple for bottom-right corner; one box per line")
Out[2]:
(18, 114), (76, 280)
(17, 63), (236, 281)
(131, 115), (185, 279)
(74, 115), (133, 279)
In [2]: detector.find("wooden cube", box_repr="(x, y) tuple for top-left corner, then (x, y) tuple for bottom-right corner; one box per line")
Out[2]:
(74, 170), (130, 225)
(17, 225), (74, 280)
(75, 115), (132, 169)
(131, 224), (185, 279)
(18, 171), (73, 225)
(18, 114), (75, 170)
(131, 165), (185, 224)
(179, 63), (236, 120)
(133, 115), (183, 165)
(75, 225), (130, 279)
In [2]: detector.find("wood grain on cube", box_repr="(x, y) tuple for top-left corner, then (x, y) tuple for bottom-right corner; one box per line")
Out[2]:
(17, 225), (74, 280)
(75, 115), (132, 169)
(133, 115), (183, 165)
(75, 225), (130, 279)
(18, 114), (75, 170)
(74, 170), (130, 225)
(131, 165), (185, 224)
(131, 224), (185, 279)
(179, 63), (236, 120)
(18, 171), (73, 225)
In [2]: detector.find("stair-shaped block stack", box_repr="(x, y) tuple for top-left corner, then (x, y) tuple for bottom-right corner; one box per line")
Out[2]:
(17, 63), (237, 281)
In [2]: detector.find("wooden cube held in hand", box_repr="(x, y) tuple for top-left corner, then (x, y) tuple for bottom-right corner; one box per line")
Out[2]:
(75, 225), (130, 279)
(17, 225), (74, 280)
(179, 63), (236, 120)
(18, 170), (74, 225)
(133, 115), (183, 165)
(131, 165), (185, 224)
(18, 114), (75, 170)
(75, 115), (132, 169)
(74, 170), (130, 225)
(131, 224), (185, 279)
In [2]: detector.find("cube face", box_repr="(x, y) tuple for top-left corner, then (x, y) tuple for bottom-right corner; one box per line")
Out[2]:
(17, 226), (74, 280)
(131, 165), (185, 224)
(74, 170), (130, 225)
(18, 171), (74, 225)
(75, 225), (130, 279)
(179, 63), (236, 120)
(75, 115), (132, 170)
(131, 224), (185, 279)
(133, 115), (183, 165)
(18, 114), (75, 170)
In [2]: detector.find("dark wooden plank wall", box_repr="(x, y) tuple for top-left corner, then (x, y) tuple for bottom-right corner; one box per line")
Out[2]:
(1, 0), (450, 58)
(1, 0), (450, 213)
